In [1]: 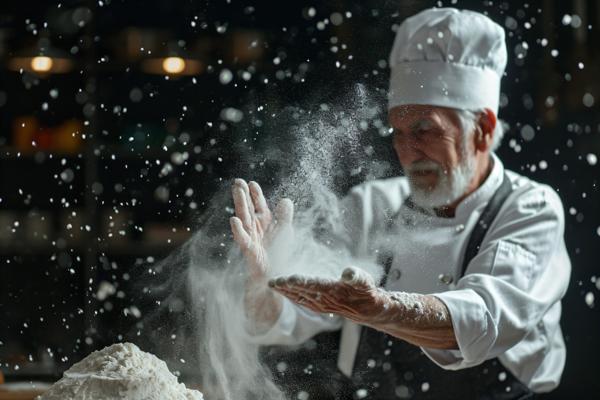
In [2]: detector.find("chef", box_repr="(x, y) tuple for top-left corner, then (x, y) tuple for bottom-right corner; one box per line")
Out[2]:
(229, 8), (571, 399)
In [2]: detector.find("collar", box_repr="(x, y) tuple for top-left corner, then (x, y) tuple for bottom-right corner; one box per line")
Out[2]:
(402, 152), (505, 222)
(453, 152), (504, 220)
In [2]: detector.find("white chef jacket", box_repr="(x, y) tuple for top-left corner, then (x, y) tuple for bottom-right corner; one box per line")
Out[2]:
(250, 153), (571, 393)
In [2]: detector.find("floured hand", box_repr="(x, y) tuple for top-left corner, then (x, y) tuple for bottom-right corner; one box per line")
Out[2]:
(270, 266), (458, 348)
(269, 267), (388, 327)
(229, 178), (294, 332)
(230, 179), (293, 279)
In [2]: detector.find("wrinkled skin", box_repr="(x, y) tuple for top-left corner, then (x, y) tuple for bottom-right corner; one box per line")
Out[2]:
(269, 268), (384, 326)
(389, 104), (496, 215)
(269, 268), (458, 349)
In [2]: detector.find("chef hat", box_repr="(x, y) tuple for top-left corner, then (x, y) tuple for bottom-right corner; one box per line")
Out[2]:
(388, 8), (507, 115)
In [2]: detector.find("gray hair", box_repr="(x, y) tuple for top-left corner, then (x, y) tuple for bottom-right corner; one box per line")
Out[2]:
(455, 109), (505, 152)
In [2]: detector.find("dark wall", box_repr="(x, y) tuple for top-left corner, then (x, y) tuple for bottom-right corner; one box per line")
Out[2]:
(0, 0), (598, 396)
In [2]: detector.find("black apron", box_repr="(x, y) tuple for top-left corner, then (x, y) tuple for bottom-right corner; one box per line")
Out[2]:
(266, 173), (534, 399)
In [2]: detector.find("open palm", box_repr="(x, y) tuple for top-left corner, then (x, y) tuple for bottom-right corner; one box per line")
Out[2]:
(229, 179), (293, 282)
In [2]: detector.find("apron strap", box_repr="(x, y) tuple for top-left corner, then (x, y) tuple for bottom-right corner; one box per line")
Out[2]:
(459, 172), (513, 278)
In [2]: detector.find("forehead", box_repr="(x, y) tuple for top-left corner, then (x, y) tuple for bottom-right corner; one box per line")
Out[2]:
(388, 105), (449, 129)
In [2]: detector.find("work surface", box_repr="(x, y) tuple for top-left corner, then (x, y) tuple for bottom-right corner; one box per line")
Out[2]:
(0, 383), (49, 400)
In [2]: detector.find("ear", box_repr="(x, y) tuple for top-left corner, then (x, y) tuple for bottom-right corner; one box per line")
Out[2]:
(475, 108), (497, 152)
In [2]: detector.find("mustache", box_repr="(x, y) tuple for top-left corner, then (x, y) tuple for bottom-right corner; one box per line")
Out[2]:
(405, 160), (442, 175)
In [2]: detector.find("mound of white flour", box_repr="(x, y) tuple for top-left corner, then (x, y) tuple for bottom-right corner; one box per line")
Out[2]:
(38, 343), (203, 400)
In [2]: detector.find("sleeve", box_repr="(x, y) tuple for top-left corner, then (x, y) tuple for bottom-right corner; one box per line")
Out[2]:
(421, 184), (571, 369)
(246, 297), (343, 346)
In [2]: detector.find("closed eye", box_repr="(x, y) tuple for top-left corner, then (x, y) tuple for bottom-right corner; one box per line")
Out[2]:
(394, 128), (434, 140)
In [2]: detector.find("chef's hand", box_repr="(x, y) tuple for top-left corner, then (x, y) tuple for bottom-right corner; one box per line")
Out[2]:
(269, 267), (387, 327)
(229, 178), (294, 332)
(270, 267), (459, 349)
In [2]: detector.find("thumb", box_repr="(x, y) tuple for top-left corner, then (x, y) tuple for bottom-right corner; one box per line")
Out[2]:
(268, 198), (294, 242)
(274, 198), (294, 226)
(341, 267), (375, 288)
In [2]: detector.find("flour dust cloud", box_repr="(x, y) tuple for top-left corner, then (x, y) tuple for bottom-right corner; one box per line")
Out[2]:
(131, 84), (392, 400)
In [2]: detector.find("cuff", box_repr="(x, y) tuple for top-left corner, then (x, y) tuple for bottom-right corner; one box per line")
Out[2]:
(421, 288), (497, 369)
(244, 297), (297, 345)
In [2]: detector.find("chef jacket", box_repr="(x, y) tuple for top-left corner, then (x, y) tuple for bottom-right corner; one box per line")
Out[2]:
(249, 153), (571, 393)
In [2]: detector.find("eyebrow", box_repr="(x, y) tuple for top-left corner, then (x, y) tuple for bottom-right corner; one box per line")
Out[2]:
(395, 118), (435, 134)
(408, 118), (435, 133)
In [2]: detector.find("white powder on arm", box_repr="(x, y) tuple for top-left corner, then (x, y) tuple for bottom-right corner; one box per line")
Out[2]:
(37, 343), (203, 400)
(387, 291), (448, 323)
(371, 290), (456, 349)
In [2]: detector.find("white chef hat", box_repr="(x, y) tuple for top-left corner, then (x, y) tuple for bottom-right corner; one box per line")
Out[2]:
(388, 8), (507, 115)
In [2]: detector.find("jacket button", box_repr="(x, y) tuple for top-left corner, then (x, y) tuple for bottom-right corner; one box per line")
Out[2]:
(438, 273), (454, 285)
(390, 269), (402, 281)
(455, 224), (465, 233)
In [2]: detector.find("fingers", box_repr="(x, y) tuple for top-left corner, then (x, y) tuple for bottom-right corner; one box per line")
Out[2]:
(270, 271), (374, 293)
(248, 181), (272, 227)
(269, 272), (379, 324)
(274, 198), (294, 225)
(232, 179), (252, 230)
(268, 198), (294, 242)
(232, 215), (266, 279)
(237, 179), (256, 216)
(270, 276), (338, 306)
(230, 217), (250, 250)
(274, 286), (328, 313)
(274, 284), (355, 316)
(273, 277), (336, 295)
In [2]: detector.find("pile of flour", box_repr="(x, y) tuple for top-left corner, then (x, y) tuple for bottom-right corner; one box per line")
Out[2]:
(38, 343), (203, 400)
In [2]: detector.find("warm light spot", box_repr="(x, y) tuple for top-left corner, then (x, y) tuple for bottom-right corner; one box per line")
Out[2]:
(31, 56), (53, 72)
(162, 57), (186, 74)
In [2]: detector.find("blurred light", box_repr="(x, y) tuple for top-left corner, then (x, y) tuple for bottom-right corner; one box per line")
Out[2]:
(162, 57), (186, 74)
(30, 56), (54, 72)
(8, 56), (73, 74)
(141, 57), (202, 76)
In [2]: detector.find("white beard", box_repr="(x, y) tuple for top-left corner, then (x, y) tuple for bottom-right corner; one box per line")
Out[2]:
(405, 156), (476, 210)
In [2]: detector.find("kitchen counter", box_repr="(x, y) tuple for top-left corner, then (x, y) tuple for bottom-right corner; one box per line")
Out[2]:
(0, 383), (50, 400)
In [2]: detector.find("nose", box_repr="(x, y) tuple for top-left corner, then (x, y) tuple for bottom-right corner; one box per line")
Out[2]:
(393, 135), (426, 167)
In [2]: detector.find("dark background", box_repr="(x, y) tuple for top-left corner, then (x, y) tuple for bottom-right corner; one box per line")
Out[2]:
(0, 0), (598, 398)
